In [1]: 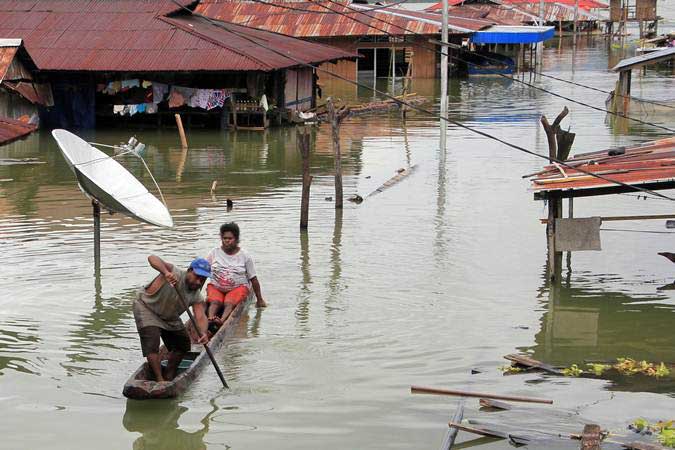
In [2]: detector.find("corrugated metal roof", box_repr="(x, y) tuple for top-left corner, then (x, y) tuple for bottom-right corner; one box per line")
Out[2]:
(612, 47), (675, 72)
(503, 0), (608, 9)
(428, 3), (537, 25)
(530, 137), (675, 194)
(195, 0), (492, 37)
(430, 0), (603, 22)
(0, 0), (355, 72)
(0, 116), (37, 146)
(0, 47), (18, 82)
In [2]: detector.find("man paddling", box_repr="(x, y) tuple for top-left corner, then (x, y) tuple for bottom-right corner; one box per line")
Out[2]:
(133, 255), (210, 382)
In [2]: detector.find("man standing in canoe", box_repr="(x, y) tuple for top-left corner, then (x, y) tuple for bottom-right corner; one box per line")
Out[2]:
(133, 255), (210, 382)
(205, 222), (267, 328)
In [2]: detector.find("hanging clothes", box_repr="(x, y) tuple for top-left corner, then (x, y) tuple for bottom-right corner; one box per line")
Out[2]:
(153, 82), (169, 104)
(189, 89), (211, 109)
(121, 79), (140, 91)
(113, 105), (124, 115)
(141, 80), (152, 89)
(206, 89), (226, 110)
(168, 89), (185, 108)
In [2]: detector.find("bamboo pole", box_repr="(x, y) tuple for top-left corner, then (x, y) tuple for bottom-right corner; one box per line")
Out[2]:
(411, 386), (553, 404)
(174, 114), (188, 149)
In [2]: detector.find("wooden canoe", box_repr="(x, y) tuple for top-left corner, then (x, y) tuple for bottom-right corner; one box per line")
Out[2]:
(122, 295), (251, 399)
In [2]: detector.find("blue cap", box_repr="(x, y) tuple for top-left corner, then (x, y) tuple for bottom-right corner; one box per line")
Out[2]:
(189, 258), (211, 278)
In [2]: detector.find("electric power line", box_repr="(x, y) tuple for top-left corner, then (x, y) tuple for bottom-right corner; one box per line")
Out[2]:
(169, 1), (675, 202)
(310, 0), (675, 133)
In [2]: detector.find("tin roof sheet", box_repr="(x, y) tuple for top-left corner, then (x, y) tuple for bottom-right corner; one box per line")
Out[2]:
(529, 137), (675, 195)
(612, 47), (675, 72)
(0, 116), (37, 146)
(429, 0), (603, 21)
(195, 0), (492, 37)
(0, 0), (354, 72)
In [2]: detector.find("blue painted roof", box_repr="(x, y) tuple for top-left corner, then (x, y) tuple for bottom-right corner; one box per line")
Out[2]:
(470, 26), (556, 44)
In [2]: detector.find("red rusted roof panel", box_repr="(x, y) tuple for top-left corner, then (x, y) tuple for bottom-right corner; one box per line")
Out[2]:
(0, 0), (354, 72)
(530, 137), (675, 193)
(196, 0), (492, 36)
(0, 115), (37, 146)
(0, 47), (18, 81)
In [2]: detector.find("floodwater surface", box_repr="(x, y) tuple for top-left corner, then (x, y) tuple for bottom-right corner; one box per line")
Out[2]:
(1, 35), (674, 449)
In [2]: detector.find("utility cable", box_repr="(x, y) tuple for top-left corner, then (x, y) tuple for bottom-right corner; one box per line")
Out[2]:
(168, 0), (675, 202)
(245, 0), (675, 112)
(310, 0), (675, 132)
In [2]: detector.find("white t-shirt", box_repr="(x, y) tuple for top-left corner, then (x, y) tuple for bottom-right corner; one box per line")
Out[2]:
(206, 247), (257, 292)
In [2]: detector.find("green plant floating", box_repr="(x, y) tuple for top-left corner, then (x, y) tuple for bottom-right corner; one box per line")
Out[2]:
(562, 364), (583, 377)
(498, 365), (523, 374)
(587, 363), (610, 376)
(657, 428), (675, 447)
(632, 418), (649, 432)
(654, 363), (671, 379)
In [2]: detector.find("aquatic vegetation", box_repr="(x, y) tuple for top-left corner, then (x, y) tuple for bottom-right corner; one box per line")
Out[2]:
(629, 419), (675, 447)
(586, 363), (610, 376)
(562, 364), (583, 377)
(613, 358), (671, 378)
(498, 365), (523, 374)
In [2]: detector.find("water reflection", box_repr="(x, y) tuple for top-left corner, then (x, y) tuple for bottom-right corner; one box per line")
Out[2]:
(60, 283), (136, 377)
(123, 398), (218, 450)
(295, 230), (311, 338)
(326, 209), (343, 317)
(0, 317), (41, 376)
(527, 267), (675, 394)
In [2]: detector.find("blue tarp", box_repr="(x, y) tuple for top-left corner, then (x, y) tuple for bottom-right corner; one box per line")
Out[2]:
(470, 26), (556, 45)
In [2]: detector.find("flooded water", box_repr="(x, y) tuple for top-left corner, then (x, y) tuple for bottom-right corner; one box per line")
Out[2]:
(1, 35), (674, 449)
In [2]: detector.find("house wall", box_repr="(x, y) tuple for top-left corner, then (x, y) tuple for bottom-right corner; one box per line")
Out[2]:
(0, 88), (38, 121)
(314, 36), (443, 81)
(283, 67), (313, 111)
(635, 0), (657, 21)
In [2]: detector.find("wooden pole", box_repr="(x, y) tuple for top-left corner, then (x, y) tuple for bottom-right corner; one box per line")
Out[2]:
(229, 96), (238, 130)
(573, 0), (579, 43)
(298, 127), (312, 229)
(411, 385), (553, 404)
(327, 99), (344, 209)
(93, 200), (101, 270)
(174, 114), (188, 149)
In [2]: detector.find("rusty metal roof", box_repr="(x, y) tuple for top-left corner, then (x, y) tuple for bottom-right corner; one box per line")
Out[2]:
(0, 47), (18, 82)
(428, 0), (603, 22)
(195, 0), (492, 37)
(0, 0), (354, 72)
(432, 4), (536, 25)
(0, 116), (37, 147)
(529, 137), (675, 196)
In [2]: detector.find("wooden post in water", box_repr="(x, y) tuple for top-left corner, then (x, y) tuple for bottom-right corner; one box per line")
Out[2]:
(327, 98), (345, 209)
(541, 107), (573, 281)
(92, 200), (101, 270)
(297, 127), (312, 229)
(174, 114), (188, 149)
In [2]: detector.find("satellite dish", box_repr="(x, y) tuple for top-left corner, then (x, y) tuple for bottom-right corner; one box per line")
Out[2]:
(52, 129), (173, 228)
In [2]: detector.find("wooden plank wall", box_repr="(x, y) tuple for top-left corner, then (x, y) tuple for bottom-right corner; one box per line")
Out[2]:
(315, 36), (439, 81)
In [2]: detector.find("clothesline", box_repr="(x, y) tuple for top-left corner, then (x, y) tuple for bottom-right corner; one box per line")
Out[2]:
(100, 79), (237, 115)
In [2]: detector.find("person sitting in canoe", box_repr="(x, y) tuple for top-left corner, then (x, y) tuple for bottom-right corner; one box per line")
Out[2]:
(133, 255), (210, 382)
(205, 222), (267, 330)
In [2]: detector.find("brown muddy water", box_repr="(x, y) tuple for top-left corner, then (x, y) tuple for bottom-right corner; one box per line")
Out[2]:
(0, 36), (674, 449)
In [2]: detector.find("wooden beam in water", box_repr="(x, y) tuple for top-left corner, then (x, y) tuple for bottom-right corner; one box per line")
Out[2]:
(411, 386), (553, 404)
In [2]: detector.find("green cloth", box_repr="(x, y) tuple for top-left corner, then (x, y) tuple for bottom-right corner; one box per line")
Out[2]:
(133, 267), (204, 331)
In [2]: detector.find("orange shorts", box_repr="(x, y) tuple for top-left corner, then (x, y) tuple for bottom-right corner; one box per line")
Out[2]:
(206, 284), (249, 306)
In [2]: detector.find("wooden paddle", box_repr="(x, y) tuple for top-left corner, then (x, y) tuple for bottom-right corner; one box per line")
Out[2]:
(173, 286), (229, 389)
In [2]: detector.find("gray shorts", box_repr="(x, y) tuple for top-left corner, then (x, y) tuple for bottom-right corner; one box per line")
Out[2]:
(138, 326), (191, 356)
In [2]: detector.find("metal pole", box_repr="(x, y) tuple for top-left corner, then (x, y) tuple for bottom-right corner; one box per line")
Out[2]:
(440, 0), (448, 149)
(92, 200), (100, 269)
